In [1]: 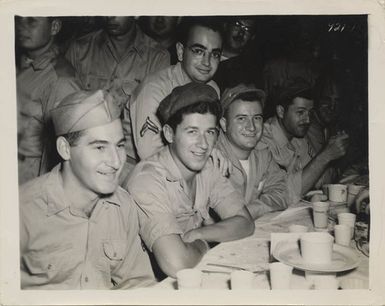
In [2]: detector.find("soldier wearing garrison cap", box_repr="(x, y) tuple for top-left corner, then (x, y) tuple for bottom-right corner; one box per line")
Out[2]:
(216, 84), (288, 220)
(19, 90), (155, 289)
(261, 80), (350, 205)
(124, 83), (254, 278)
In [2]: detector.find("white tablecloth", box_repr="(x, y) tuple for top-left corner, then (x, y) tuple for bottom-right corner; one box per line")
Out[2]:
(155, 203), (369, 290)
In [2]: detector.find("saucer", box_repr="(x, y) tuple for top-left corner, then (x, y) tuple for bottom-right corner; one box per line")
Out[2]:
(272, 241), (360, 272)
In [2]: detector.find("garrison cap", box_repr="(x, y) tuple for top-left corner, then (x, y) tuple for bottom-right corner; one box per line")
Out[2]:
(221, 83), (266, 111)
(51, 90), (121, 135)
(157, 82), (220, 124)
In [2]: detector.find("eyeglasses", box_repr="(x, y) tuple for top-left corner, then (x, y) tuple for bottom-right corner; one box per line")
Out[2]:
(187, 45), (222, 61)
(232, 21), (254, 35)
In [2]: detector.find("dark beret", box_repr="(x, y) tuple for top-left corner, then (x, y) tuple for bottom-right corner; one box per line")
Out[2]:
(157, 82), (220, 124)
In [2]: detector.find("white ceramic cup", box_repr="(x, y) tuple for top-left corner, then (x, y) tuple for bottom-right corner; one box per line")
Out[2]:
(300, 232), (334, 265)
(347, 184), (366, 207)
(334, 224), (352, 247)
(288, 224), (309, 233)
(176, 269), (203, 289)
(312, 201), (330, 230)
(328, 184), (348, 202)
(269, 262), (293, 289)
(305, 271), (338, 289)
(231, 270), (255, 289)
(338, 213), (356, 238)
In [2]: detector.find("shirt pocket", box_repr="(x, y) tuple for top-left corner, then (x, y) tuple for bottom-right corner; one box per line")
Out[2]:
(102, 239), (127, 261)
(23, 252), (60, 274)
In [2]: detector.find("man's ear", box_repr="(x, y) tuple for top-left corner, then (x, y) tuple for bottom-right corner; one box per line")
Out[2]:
(163, 124), (174, 144)
(219, 117), (227, 133)
(276, 105), (285, 119)
(50, 19), (62, 36)
(56, 136), (71, 161)
(176, 42), (184, 62)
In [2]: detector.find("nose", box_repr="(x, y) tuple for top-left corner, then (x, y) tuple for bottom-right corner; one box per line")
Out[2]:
(201, 52), (211, 67)
(107, 147), (122, 170)
(303, 112), (311, 124)
(245, 118), (256, 131)
(197, 133), (209, 150)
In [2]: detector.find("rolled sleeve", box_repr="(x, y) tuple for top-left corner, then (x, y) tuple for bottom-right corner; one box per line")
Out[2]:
(127, 171), (183, 251)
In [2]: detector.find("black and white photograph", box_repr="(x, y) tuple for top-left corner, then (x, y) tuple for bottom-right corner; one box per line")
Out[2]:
(1, 0), (385, 305)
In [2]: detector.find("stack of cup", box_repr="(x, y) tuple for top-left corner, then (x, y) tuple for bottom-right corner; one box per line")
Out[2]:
(338, 213), (356, 239)
(327, 184), (349, 219)
(176, 269), (203, 289)
(312, 201), (330, 231)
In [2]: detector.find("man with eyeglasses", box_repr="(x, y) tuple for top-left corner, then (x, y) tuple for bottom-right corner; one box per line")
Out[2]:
(213, 16), (264, 93)
(260, 80), (350, 205)
(125, 17), (223, 163)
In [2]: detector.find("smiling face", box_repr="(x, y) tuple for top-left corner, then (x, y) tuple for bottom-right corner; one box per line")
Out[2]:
(278, 97), (314, 139)
(165, 112), (217, 180)
(64, 119), (126, 196)
(177, 25), (222, 83)
(221, 100), (263, 160)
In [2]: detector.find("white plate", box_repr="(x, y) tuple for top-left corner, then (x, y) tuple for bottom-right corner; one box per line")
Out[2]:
(273, 241), (360, 272)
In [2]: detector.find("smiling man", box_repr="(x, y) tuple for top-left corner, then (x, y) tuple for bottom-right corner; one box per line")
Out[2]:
(217, 84), (287, 219)
(127, 17), (223, 162)
(19, 90), (155, 289)
(261, 81), (350, 204)
(125, 83), (254, 278)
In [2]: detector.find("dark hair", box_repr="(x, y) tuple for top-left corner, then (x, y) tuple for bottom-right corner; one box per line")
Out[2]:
(223, 91), (265, 119)
(61, 130), (85, 146)
(276, 87), (314, 110)
(163, 101), (222, 131)
(177, 16), (224, 46)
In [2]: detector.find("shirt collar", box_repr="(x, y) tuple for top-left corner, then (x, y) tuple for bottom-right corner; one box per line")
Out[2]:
(103, 24), (146, 59)
(158, 147), (185, 183)
(268, 116), (294, 149)
(21, 45), (59, 70)
(45, 165), (121, 217)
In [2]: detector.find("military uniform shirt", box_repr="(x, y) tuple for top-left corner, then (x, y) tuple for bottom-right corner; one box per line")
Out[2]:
(19, 165), (155, 289)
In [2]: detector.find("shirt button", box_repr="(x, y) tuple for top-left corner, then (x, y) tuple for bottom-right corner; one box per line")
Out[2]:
(47, 264), (52, 270)
(85, 276), (89, 282)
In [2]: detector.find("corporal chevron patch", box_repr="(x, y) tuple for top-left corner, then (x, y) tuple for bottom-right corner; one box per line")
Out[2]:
(140, 116), (160, 137)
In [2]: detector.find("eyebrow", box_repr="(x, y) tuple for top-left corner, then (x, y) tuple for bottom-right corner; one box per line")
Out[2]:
(88, 137), (126, 146)
(189, 44), (222, 52)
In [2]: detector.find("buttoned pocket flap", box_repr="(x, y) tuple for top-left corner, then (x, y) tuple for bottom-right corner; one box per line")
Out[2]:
(103, 240), (127, 261)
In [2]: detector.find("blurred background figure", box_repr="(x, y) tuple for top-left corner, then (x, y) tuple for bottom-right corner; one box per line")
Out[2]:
(214, 16), (264, 93)
(15, 16), (79, 184)
(139, 16), (180, 64)
(65, 16), (170, 108)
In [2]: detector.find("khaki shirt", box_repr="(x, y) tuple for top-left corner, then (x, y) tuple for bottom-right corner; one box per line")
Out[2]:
(128, 62), (220, 160)
(17, 46), (79, 183)
(19, 165), (155, 289)
(125, 147), (246, 251)
(65, 26), (170, 95)
(216, 132), (288, 217)
(261, 116), (330, 204)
